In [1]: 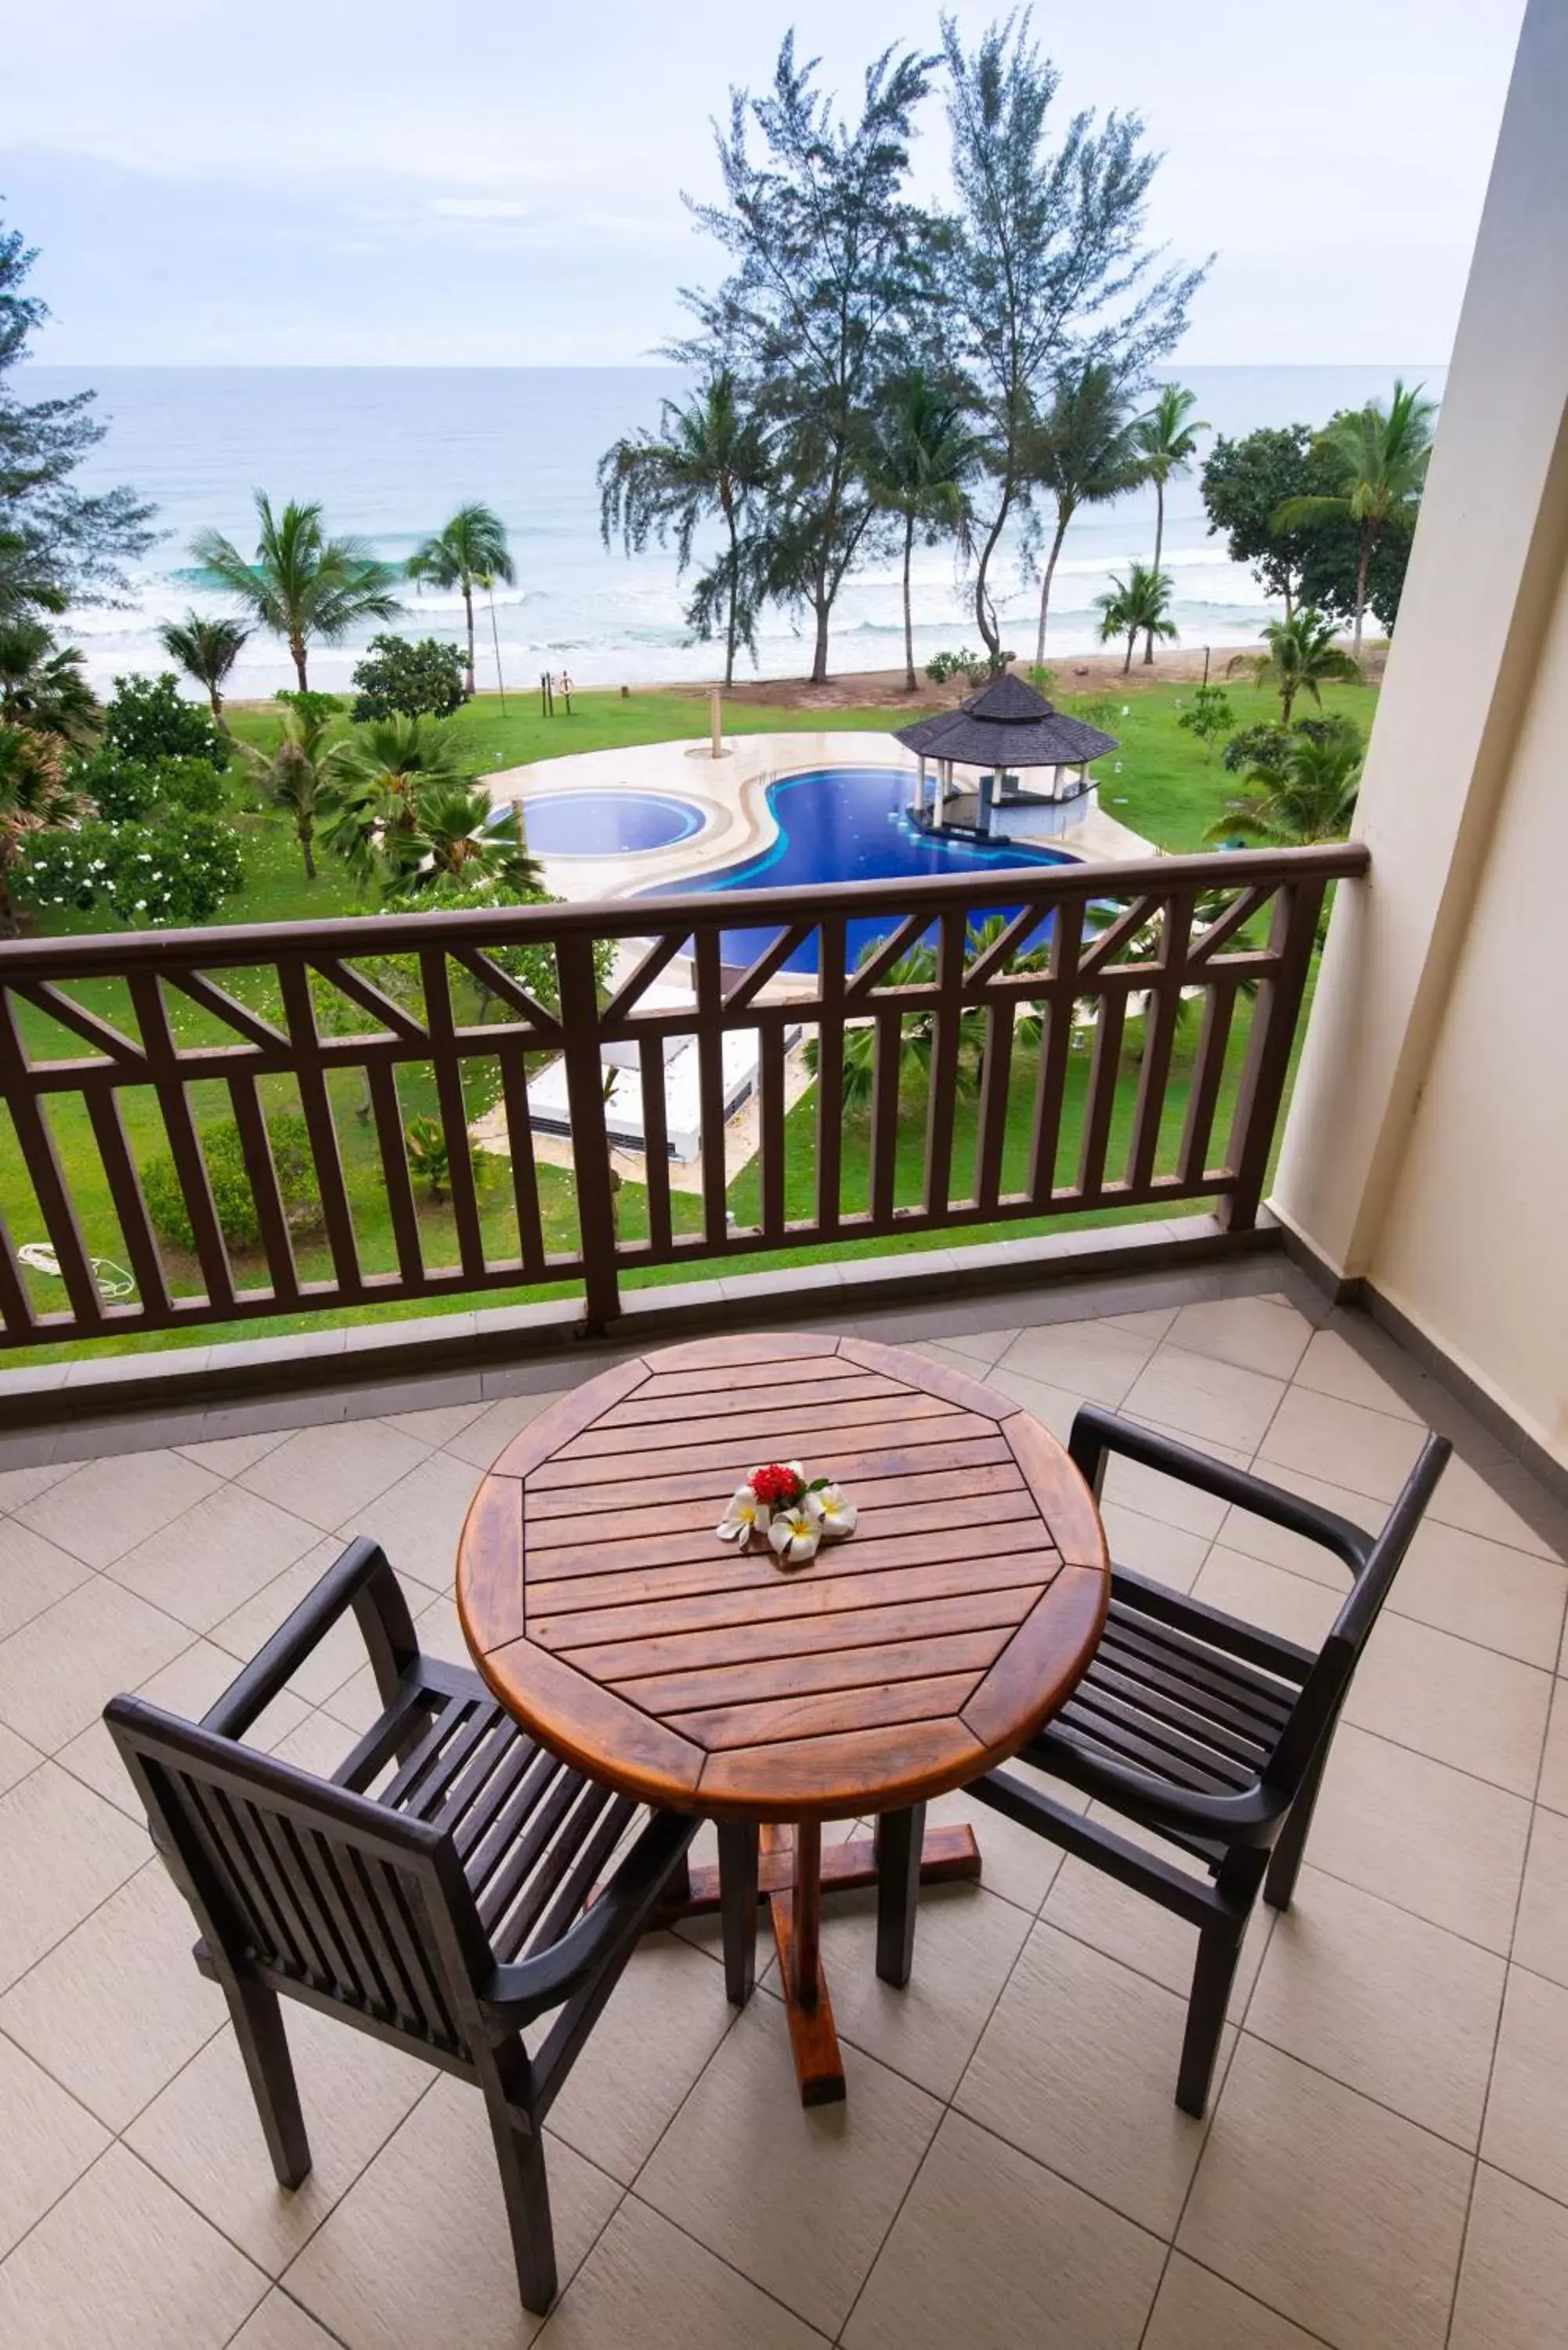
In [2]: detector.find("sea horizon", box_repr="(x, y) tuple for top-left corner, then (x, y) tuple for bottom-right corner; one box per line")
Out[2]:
(22, 361), (1449, 697)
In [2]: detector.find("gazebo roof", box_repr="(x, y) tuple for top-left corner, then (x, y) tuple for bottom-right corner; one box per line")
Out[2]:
(894, 671), (1118, 768)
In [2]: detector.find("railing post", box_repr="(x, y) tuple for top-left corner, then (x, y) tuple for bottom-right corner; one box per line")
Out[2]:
(1219, 877), (1328, 1231)
(555, 929), (621, 1333)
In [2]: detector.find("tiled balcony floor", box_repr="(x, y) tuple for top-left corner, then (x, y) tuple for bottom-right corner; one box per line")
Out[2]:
(1, 1268), (1566, 2349)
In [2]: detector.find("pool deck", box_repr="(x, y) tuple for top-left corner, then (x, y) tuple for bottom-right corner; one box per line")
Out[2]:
(485, 730), (1157, 905)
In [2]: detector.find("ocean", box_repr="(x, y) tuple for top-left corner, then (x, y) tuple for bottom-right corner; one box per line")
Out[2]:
(21, 363), (1446, 699)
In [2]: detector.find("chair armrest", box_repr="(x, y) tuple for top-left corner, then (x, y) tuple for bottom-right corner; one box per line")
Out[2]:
(482, 1807), (698, 2022)
(1069, 1404), (1373, 1576)
(202, 1537), (419, 1741)
(1009, 1732), (1292, 1845)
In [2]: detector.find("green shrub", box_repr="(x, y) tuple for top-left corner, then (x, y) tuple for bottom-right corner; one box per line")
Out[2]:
(273, 688), (346, 729)
(352, 634), (466, 721)
(103, 671), (228, 768)
(924, 648), (985, 684)
(141, 1114), (320, 1252)
(70, 749), (227, 822)
(20, 809), (245, 924)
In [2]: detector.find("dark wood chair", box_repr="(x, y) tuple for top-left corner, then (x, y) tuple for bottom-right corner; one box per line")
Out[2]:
(104, 1537), (697, 2313)
(886, 1404), (1451, 2119)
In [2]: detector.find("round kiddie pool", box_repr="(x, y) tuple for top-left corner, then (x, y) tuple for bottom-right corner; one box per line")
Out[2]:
(644, 765), (1074, 971)
(518, 790), (706, 856)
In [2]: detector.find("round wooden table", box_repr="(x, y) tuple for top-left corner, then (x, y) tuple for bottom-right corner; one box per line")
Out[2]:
(457, 1330), (1110, 2105)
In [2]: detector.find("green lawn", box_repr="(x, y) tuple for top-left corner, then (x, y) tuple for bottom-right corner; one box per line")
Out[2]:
(2, 677), (1365, 1366)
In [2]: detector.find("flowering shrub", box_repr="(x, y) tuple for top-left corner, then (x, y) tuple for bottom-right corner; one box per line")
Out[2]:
(142, 1113), (320, 1252)
(69, 749), (227, 824)
(102, 671), (228, 768)
(19, 810), (245, 926)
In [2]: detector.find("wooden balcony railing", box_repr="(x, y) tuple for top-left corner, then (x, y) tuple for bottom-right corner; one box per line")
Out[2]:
(0, 844), (1366, 1349)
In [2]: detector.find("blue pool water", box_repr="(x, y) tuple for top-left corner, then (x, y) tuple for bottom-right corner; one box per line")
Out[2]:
(520, 790), (704, 855)
(647, 766), (1072, 971)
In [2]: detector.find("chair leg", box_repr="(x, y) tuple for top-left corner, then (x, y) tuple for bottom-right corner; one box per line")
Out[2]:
(1176, 1919), (1245, 2118)
(480, 2041), (557, 2315)
(874, 1802), (925, 1988)
(223, 1974), (310, 2189)
(1265, 1735), (1334, 1912)
(717, 1820), (759, 2006)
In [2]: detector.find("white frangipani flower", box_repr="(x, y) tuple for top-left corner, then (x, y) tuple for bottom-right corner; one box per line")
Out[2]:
(768, 1497), (823, 1565)
(815, 1483), (858, 1540)
(716, 1485), (771, 1550)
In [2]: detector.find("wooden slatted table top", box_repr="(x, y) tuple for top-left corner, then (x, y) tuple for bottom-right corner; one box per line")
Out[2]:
(456, 1330), (1111, 1823)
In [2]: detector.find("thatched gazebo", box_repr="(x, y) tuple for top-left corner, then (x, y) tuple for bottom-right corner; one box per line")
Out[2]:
(894, 671), (1119, 844)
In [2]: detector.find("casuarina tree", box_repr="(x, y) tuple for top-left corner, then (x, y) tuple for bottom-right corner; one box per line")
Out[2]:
(862, 373), (977, 690)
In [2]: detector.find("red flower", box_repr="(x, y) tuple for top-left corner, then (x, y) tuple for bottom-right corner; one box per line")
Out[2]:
(749, 1462), (803, 1507)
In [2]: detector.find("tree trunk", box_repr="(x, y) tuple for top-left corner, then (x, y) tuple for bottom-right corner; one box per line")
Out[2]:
(1281, 681), (1296, 726)
(810, 596), (831, 687)
(1122, 630), (1135, 675)
(1353, 530), (1371, 660)
(901, 511), (916, 692)
(974, 500), (1009, 658)
(1143, 481), (1165, 663)
(209, 687), (228, 730)
(290, 635), (309, 692)
(1034, 507), (1071, 671)
(724, 508), (739, 689)
(298, 825), (316, 880)
(462, 584), (476, 698)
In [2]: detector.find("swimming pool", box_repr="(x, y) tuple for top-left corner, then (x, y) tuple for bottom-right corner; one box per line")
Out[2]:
(646, 766), (1072, 971)
(519, 790), (705, 855)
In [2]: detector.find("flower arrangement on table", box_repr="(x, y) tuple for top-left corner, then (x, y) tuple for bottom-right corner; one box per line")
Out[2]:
(717, 1460), (858, 1567)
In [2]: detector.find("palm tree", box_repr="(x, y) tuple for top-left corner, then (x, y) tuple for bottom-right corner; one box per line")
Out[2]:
(237, 703), (339, 880)
(406, 504), (515, 699)
(191, 494), (400, 692)
(1206, 718), (1364, 846)
(1132, 384), (1208, 661)
(319, 714), (481, 882)
(863, 374), (977, 691)
(599, 370), (770, 688)
(396, 785), (543, 895)
(157, 612), (250, 728)
(1024, 366), (1151, 667)
(0, 620), (99, 747)
(1227, 609), (1360, 725)
(0, 724), (94, 932)
(1095, 564), (1177, 675)
(1273, 381), (1436, 657)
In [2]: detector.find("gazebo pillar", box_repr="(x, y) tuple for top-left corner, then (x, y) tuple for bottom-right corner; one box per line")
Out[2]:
(914, 756), (927, 819)
(931, 763), (946, 830)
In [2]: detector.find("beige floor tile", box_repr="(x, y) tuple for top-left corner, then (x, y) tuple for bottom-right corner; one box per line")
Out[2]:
(843, 2108), (1163, 2350)
(1449, 2164), (1568, 2350)
(539, 2195), (822, 2350)
(0, 1572), (191, 1752)
(175, 1430), (292, 1477)
(209, 1538), (383, 1704)
(0, 1520), (94, 1640)
(1190, 1545), (1340, 1648)
(127, 1998), (432, 2275)
(766, 1880), (1032, 2101)
(1042, 1814), (1273, 2023)
(1425, 1455), (1562, 1560)
(1100, 1500), (1212, 1593)
(443, 1390), (570, 1470)
(237, 1419), (432, 1530)
(1479, 1964), (1568, 2205)
(637, 1996), (940, 2337)
(228, 2290), (347, 2349)
(1536, 1678), (1568, 1813)
(544, 1933), (735, 2185)
(52, 1638), (309, 1820)
(13, 1447), (221, 1567)
(106, 1484), (323, 1631)
(928, 1324), (1019, 1368)
(1102, 1303), (1180, 1338)
(1513, 1807), (1568, 1987)
(1178, 2037), (1471, 2350)
(0, 1459), (75, 1512)
(994, 1318), (1155, 1405)
(1122, 1347), (1285, 1453)
(1257, 1387), (1426, 1506)
(334, 1448), (484, 1594)
(1102, 1444), (1234, 1538)
(0, 1719), (40, 1798)
(1293, 1329), (1422, 1419)
(0, 2029), (110, 2258)
(1216, 1462), (1378, 1588)
(1143, 2256), (1325, 2348)
(980, 1363), (1082, 1443)
(0, 1759), (149, 1990)
(269, 1707), (362, 1777)
(378, 1399), (490, 1447)
(0, 2142), (267, 2349)
(956, 1920), (1225, 2236)
(1165, 1297), (1314, 1381)
(284, 2073), (620, 2350)
(923, 1770), (1084, 1914)
(1246, 1866), (1505, 2148)
(1387, 1518), (1567, 1667)
(1345, 1612), (1552, 1796)
(0, 1856), (224, 2131)
(1305, 1725), (1530, 1953)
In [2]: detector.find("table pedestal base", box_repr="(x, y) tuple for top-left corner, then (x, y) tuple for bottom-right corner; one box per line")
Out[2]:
(659, 1820), (982, 2107)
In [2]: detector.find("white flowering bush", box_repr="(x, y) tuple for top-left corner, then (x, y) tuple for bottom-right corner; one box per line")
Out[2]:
(19, 812), (244, 927)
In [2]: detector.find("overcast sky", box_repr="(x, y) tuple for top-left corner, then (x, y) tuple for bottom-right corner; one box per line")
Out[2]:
(4, 0), (1524, 369)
